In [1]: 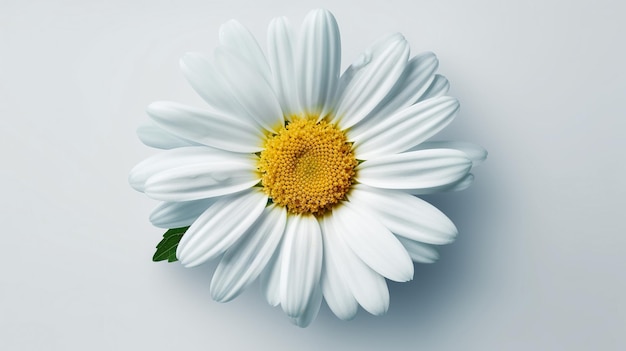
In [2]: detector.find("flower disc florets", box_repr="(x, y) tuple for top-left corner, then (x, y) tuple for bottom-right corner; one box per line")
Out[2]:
(258, 117), (357, 215)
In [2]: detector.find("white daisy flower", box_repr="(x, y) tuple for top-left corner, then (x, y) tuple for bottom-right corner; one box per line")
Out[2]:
(130, 9), (486, 327)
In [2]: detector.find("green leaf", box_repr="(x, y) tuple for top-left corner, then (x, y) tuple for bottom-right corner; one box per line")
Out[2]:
(152, 226), (189, 262)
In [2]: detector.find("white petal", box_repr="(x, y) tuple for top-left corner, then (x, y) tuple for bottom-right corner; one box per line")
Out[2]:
(396, 236), (439, 264)
(320, 218), (359, 320)
(351, 96), (460, 159)
(267, 17), (300, 117)
(349, 184), (457, 245)
(410, 141), (488, 167)
(210, 205), (287, 302)
(332, 33), (410, 129)
(406, 173), (474, 195)
(324, 52), (369, 121)
(147, 101), (264, 153)
(321, 214), (389, 316)
(333, 202), (413, 282)
(417, 74), (450, 102)
(346, 53), (439, 139)
(149, 198), (216, 229)
(260, 247), (282, 307)
(142, 148), (259, 202)
(361, 52), (439, 123)
(176, 188), (267, 267)
(356, 149), (472, 190)
(179, 52), (249, 116)
(291, 284), (322, 328)
(136, 122), (198, 149)
(219, 20), (272, 84)
(298, 9), (341, 117)
(334, 55), (366, 103)
(280, 215), (323, 318)
(129, 146), (228, 192)
(214, 46), (284, 133)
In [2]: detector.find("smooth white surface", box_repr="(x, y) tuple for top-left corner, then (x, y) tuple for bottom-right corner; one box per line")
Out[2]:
(1, 0), (625, 350)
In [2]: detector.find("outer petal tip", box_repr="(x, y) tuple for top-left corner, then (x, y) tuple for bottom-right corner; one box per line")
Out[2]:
(145, 100), (169, 116)
(179, 51), (195, 65)
(309, 8), (333, 16)
(127, 168), (143, 192)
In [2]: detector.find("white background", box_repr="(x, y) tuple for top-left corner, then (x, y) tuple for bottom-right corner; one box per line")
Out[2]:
(2, 0), (625, 350)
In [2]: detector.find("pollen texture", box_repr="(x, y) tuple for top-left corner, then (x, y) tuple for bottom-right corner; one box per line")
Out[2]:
(258, 118), (357, 215)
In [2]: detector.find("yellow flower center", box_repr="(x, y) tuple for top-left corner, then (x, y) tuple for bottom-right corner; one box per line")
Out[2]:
(258, 117), (357, 215)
